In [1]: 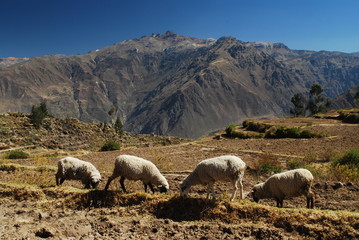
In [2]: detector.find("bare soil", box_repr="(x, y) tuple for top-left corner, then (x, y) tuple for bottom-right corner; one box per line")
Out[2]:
(0, 115), (358, 239)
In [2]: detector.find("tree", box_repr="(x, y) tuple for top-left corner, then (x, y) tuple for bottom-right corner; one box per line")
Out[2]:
(290, 93), (306, 117)
(307, 84), (331, 115)
(29, 102), (49, 129)
(114, 116), (123, 135)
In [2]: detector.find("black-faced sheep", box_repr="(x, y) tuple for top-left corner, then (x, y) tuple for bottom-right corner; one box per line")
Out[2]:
(104, 154), (169, 193)
(180, 155), (246, 201)
(55, 157), (101, 189)
(252, 168), (314, 208)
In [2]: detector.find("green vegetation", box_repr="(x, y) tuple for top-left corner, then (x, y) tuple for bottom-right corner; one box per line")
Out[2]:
(242, 120), (271, 133)
(113, 116), (123, 135)
(264, 126), (324, 139)
(3, 150), (30, 159)
(333, 149), (359, 169)
(290, 93), (306, 117)
(225, 120), (324, 139)
(99, 140), (121, 152)
(29, 102), (49, 129)
(290, 83), (331, 117)
(338, 111), (359, 124)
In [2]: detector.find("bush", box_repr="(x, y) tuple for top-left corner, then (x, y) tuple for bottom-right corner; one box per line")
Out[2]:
(338, 112), (359, 124)
(225, 125), (238, 136)
(4, 150), (30, 159)
(264, 126), (323, 139)
(333, 149), (359, 169)
(100, 140), (121, 152)
(242, 120), (271, 133)
(225, 124), (261, 139)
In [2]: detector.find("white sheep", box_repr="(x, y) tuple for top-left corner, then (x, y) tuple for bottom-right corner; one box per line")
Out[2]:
(104, 154), (169, 193)
(180, 155), (246, 201)
(251, 168), (314, 208)
(55, 157), (102, 189)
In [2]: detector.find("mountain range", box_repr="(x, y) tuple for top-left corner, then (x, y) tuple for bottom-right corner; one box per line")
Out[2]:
(1, 31), (358, 138)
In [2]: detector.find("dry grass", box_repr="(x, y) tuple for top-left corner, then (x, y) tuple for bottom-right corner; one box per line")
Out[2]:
(0, 184), (357, 239)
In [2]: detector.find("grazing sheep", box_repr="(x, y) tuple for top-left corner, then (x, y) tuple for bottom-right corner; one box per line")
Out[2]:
(55, 157), (101, 189)
(180, 155), (246, 201)
(252, 168), (314, 208)
(104, 155), (169, 193)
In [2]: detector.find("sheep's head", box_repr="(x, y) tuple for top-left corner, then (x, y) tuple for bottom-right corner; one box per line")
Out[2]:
(179, 181), (190, 197)
(251, 182), (264, 203)
(90, 175), (102, 189)
(159, 185), (168, 193)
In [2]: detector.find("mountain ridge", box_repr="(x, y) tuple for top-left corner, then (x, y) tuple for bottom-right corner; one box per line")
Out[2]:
(1, 32), (359, 138)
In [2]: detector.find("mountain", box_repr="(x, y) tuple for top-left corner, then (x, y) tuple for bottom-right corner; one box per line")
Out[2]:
(331, 84), (359, 109)
(0, 57), (29, 68)
(1, 31), (359, 138)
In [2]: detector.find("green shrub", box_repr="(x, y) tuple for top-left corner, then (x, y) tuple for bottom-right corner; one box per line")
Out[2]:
(242, 120), (271, 133)
(333, 149), (359, 169)
(225, 125), (238, 136)
(4, 150), (30, 159)
(264, 126), (323, 139)
(338, 112), (359, 124)
(225, 124), (261, 139)
(100, 140), (121, 152)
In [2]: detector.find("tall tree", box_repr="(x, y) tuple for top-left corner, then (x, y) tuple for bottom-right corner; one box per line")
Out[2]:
(290, 93), (306, 117)
(307, 84), (331, 115)
(114, 116), (123, 135)
(29, 102), (49, 129)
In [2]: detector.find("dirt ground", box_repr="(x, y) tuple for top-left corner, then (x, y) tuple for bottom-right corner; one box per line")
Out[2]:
(0, 116), (358, 239)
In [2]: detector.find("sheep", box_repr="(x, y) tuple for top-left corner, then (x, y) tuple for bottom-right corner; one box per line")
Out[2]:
(180, 155), (246, 201)
(55, 157), (101, 189)
(251, 168), (314, 208)
(104, 154), (169, 193)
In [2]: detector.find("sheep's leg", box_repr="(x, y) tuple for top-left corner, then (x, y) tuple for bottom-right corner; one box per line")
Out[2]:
(306, 191), (314, 208)
(148, 183), (155, 194)
(104, 177), (115, 191)
(55, 176), (59, 186)
(208, 183), (216, 200)
(120, 176), (127, 193)
(230, 180), (238, 201)
(144, 183), (148, 192)
(206, 184), (211, 199)
(276, 198), (283, 208)
(59, 178), (65, 185)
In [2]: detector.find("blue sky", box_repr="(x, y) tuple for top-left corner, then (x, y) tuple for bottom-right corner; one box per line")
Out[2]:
(1, 0), (358, 58)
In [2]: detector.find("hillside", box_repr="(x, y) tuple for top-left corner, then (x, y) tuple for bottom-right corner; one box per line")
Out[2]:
(0, 112), (358, 239)
(0, 112), (189, 152)
(1, 32), (359, 138)
(0, 112), (359, 239)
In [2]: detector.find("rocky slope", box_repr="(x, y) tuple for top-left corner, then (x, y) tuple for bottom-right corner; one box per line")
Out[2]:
(1, 32), (359, 138)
